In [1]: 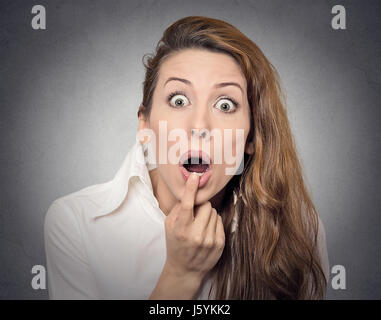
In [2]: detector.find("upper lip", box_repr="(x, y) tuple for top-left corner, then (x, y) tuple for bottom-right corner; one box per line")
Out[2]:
(179, 150), (212, 166)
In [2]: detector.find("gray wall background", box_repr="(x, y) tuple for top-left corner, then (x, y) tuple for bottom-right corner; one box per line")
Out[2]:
(0, 0), (380, 299)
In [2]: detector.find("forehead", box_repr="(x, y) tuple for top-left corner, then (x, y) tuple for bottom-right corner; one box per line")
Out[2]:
(158, 49), (247, 89)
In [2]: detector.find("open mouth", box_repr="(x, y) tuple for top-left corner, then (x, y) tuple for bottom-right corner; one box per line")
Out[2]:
(179, 151), (211, 176)
(182, 157), (210, 175)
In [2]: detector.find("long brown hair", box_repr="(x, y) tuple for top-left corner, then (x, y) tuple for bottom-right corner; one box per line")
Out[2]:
(139, 16), (327, 299)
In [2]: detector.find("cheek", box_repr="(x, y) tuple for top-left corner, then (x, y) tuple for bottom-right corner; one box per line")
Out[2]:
(217, 130), (246, 177)
(222, 131), (246, 157)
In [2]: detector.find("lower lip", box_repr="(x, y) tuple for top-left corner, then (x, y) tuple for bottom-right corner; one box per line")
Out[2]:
(179, 165), (212, 188)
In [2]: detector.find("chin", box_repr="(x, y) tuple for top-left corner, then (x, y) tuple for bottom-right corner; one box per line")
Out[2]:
(194, 190), (212, 205)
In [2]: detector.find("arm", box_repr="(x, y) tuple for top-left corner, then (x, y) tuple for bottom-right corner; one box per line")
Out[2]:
(44, 200), (99, 299)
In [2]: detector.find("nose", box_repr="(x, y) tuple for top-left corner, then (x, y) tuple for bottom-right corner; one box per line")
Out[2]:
(189, 103), (211, 141)
(191, 128), (209, 139)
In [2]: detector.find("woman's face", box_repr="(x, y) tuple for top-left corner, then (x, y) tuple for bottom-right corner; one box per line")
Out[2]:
(140, 48), (253, 206)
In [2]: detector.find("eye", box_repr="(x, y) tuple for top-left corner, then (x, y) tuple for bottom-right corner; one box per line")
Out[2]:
(167, 91), (190, 108)
(215, 97), (238, 113)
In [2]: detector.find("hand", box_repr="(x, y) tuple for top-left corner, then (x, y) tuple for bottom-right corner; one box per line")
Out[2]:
(163, 172), (226, 280)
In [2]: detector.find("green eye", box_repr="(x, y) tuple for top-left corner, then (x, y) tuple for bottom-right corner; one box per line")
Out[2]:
(215, 98), (238, 113)
(168, 92), (189, 108)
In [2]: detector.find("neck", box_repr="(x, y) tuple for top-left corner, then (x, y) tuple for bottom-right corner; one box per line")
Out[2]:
(149, 168), (177, 215)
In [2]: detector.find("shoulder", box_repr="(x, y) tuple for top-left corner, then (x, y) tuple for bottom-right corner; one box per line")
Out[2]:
(44, 181), (112, 240)
(43, 183), (108, 263)
(44, 198), (82, 252)
(45, 181), (111, 220)
(44, 198), (77, 232)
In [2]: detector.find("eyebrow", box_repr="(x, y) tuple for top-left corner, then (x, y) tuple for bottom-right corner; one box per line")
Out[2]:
(164, 77), (244, 94)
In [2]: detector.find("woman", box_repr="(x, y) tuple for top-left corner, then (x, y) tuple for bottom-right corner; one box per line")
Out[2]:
(44, 16), (329, 300)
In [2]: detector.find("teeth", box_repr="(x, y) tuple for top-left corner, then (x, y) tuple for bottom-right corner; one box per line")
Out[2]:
(196, 172), (204, 176)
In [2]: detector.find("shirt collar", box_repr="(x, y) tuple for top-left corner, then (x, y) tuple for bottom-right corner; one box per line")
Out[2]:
(90, 139), (240, 221)
(91, 139), (157, 219)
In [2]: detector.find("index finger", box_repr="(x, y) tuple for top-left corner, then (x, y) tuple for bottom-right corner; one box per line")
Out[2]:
(178, 172), (199, 225)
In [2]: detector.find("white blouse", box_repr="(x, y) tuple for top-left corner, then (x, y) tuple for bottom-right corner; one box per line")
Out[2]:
(44, 139), (329, 299)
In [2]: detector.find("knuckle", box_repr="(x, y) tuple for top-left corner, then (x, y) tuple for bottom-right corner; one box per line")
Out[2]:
(216, 239), (225, 250)
(203, 238), (214, 249)
(192, 235), (203, 247)
(174, 229), (186, 241)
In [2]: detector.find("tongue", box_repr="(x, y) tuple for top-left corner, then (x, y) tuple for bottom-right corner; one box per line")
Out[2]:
(184, 164), (208, 173)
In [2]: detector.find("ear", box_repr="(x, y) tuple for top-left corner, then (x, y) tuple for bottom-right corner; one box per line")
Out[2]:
(137, 105), (150, 144)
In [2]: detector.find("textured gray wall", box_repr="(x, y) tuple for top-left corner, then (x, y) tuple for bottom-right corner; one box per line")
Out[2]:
(0, 0), (380, 299)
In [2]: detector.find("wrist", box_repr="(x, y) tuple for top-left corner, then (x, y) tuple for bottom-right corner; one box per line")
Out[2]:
(162, 262), (203, 289)
(149, 262), (204, 300)
(162, 263), (203, 295)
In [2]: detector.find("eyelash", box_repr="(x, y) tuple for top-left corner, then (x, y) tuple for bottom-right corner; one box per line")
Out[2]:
(166, 90), (239, 113)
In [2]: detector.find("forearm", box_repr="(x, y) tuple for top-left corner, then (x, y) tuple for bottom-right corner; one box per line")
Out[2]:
(149, 263), (203, 300)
